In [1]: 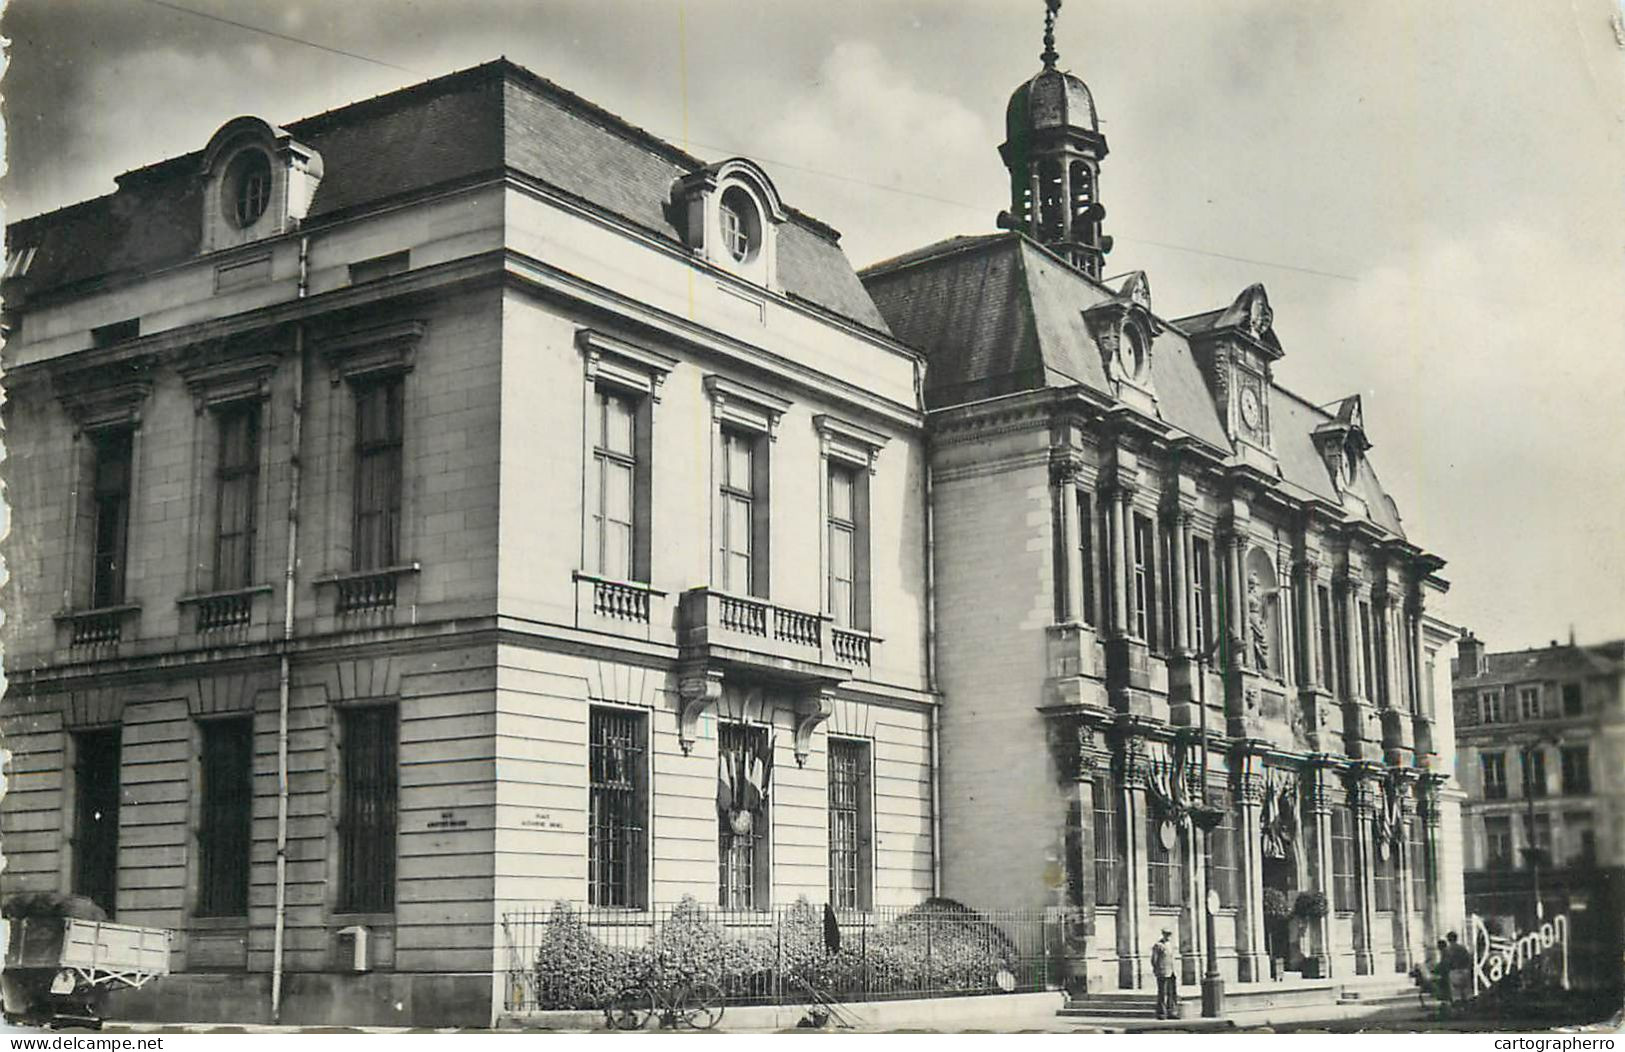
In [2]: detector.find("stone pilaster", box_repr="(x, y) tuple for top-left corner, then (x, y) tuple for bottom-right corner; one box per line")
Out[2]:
(1305, 757), (1338, 977)
(1233, 746), (1268, 981)
(1052, 452), (1086, 626)
(1117, 730), (1153, 989)
(1349, 770), (1380, 975)
(1391, 769), (1419, 972)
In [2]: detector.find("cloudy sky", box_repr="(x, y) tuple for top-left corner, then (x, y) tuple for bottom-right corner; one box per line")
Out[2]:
(3, 0), (1623, 653)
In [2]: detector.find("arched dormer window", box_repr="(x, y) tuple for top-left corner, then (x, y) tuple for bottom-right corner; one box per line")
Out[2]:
(199, 116), (323, 254)
(673, 158), (787, 290)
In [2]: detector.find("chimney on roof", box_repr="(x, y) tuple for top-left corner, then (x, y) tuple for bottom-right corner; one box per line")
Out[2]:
(1458, 630), (1486, 677)
(1569, 624), (1576, 647)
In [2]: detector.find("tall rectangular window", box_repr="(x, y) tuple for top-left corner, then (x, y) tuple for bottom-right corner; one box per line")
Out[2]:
(1147, 809), (1181, 907)
(589, 390), (638, 581)
(72, 728), (122, 917)
(826, 465), (870, 629)
(827, 739), (871, 910)
(1132, 515), (1156, 647)
(1210, 796), (1239, 908)
(90, 428), (134, 608)
(1331, 804), (1356, 912)
(1093, 775), (1120, 906)
(1408, 819), (1429, 907)
(1191, 537), (1211, 655)
(1078, 490), (1097, 627)
(1519, 687), (1541, 721)
(1317, 586), (1336, 693)
(1524, 813), (1552, 864)
(1478, 690), (1504, 724)
(1358, 601), (1376, 699)
(1371, 828), (1394, 912)
(1521, 748), (1547, 798)
(718, 723), (771, 909)
(338, 705), (398, 914)
(719, 429), (764, 597)
(588, 708), (646, 908)
(1564, 811), (1596, 865)
(1481, 751), (1507, 800)
(1484, 816), (1513, 867)
(1562, 683), (1583, 716)
(213, 405), (260, 591)
(353, 378), (404, 571)
(197, 717), (253, 917)
(1560, 746), (1591, 796)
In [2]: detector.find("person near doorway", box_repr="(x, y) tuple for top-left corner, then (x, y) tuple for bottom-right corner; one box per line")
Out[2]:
(1431, 938), (1452, 1003)
(1445, 931), (1472, 1002)
(1151, 928), (1178, 1019)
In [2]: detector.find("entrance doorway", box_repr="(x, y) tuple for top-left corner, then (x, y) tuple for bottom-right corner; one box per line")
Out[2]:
(1262, 853), (1297, 975)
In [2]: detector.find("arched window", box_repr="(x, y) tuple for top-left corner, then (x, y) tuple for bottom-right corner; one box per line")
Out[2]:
(718, 186), (761, 264)
(226, 150), (272, 228)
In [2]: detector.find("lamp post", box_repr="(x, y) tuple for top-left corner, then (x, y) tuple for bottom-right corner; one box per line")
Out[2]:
(1517, 735), (1559, 928)
(1190, 632), (1227, 1019)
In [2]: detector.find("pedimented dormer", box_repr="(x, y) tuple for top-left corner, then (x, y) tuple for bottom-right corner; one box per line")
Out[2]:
(672, 158), (787, 291)
(1313, 394), (1372, 510)
(199, 116), (324, 254)
(1082, 270), (1160, 416)
(1182, 283), (1282, 471)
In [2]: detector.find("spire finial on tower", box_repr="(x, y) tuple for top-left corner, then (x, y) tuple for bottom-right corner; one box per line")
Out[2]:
(1041, 0), (1062, 69)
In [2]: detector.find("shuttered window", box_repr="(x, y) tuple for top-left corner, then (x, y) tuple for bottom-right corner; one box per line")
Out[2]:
(589, 708), (646, 908)
(353, 378), (404, 571)
(338, 705), (398, 913)
(73, 728), (122, 917)
(197, 717), (253, 917)
(213, 405), (260, 590)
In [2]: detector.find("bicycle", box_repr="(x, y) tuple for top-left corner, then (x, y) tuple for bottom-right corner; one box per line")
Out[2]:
(605, 978), (725, 1031)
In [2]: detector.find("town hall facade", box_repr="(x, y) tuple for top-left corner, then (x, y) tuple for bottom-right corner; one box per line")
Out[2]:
(0, 6), (1461, 1026)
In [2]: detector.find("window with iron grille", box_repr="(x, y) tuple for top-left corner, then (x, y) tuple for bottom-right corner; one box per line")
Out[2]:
(91, 428), (134, 608)
(1093, 775), (1121, 906)
(1481, 752), (1507, 800)
(718, 723), (770, 909)
(1211, 797), (1240, 908)
(1371, 827), (1394, 912)
(588, 708), (646, 908)
(353, 377), (404, 571)
(589, 390), (639, 581)
(1560, 745), (1591, 795)
(1408, 819), (1429, 907)
(72, 728), (122, 918)
(213, 404), (260, 591)
(1132, 515), (1156, 647)
(1331, 804), (1356, 911)
(197, 717), (253, 917)
(338, 705), (398, 914)
(1147, 808), (1181, 907)
(827, 739), (871, 910)
(1192, 537), (1211, 655)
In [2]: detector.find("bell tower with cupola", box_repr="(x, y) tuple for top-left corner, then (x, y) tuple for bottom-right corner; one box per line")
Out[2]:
(998, 0), (1112, 279)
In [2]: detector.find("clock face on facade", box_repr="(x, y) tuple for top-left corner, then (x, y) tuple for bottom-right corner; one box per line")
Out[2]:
(1239, 386), (1261, 430)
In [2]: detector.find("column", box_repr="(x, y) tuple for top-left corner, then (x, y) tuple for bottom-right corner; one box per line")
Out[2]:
(1299, 558), (1323, 690)
(1227, 534), (1247, 669)
(1169, 510), (1190, 656)
(1234, 753), (1267, 982)
(1350, 773), (1378, 975)
(1306, 762), (1338, 977)
(1053, 456), (1084, 624)
(1419, 774), (1445, 947)
(1108, 487), (1129, 639)
(1118, 737), (1153, 989)
(1409, 598), (1427, 717)
(1392, 777), (1418, 972)
(1343, 580), (1364, 701)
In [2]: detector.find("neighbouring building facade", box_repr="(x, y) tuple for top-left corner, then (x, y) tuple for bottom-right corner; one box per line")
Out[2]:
(1, 7), (1468, 1028)
(1453, 633), (1625, 993)
(0, 61), (936, 1025)
(859, 6), (1460, 993)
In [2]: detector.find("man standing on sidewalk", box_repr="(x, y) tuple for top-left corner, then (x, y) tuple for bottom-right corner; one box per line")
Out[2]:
(1151, 928), (1178, 1019)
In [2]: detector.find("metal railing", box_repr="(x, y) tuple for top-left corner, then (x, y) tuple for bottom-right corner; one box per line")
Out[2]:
(503, 899), (1058, 1013)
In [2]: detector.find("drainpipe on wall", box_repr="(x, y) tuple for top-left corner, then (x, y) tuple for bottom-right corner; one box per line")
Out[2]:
(271, 234), (309, 1023)
(923, 423), (943, 900)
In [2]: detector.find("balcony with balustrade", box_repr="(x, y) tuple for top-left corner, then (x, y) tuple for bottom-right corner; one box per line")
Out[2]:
(676, 587), (868, 683)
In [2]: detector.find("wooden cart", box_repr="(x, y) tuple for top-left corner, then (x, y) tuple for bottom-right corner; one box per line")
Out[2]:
(3, 917), (172, 1027)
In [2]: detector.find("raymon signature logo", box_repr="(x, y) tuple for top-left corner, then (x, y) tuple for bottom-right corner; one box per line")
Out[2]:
(1470, 911), (1571, 994)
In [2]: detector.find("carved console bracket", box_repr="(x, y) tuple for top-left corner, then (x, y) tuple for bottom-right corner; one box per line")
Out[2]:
(677, 664), (725, 756)
(793, 687), (837, 767)
(1041, 703), (1114, 783)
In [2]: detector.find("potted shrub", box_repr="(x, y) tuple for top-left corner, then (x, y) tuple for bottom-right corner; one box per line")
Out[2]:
(1261, 888), (1292, 980)
(1292, 892), (1330, 977)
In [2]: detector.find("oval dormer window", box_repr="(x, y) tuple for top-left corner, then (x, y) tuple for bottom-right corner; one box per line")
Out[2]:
(227, 150), (273, 229)
(718, 186), (761, 263)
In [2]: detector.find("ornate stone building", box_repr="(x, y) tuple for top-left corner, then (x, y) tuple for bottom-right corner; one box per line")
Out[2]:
(860, 4), (1459, 993)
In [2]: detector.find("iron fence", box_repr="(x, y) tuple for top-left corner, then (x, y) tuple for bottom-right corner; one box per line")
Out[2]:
(502, 898), (1060, 1013)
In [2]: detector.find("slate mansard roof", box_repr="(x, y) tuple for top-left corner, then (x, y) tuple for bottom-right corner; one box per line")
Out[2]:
(4, 59), (889, 334)
(1456, 640), (1625, 690)
(861, 231), (1409, 538)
